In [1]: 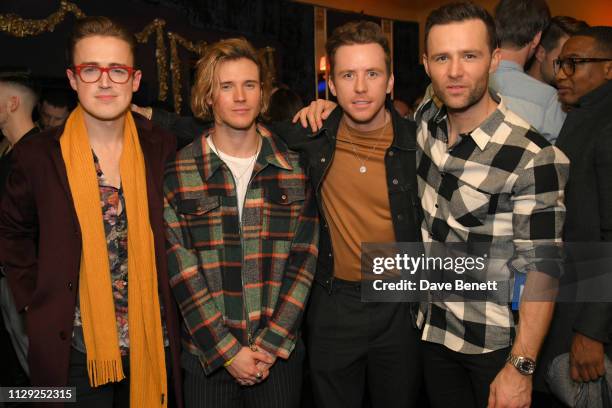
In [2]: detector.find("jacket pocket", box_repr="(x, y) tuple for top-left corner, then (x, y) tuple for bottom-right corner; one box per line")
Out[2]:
(177, 196), (221, 216)
(261, 188), (305, 241)
(177, 196), (223, 250)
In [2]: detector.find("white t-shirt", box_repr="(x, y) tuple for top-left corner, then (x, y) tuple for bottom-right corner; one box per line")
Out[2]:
(207, 137), (258, 220)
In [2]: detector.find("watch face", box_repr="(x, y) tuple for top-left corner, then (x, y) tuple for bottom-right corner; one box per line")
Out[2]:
(518, 358), (536, 374)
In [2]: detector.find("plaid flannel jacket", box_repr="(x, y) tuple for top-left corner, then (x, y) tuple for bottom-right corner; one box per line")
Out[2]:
(163, 124), (319, 374)
(416, 94), (569, 354)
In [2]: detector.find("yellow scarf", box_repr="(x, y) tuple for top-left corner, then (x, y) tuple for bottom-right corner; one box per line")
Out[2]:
(60, 106), (167, 407)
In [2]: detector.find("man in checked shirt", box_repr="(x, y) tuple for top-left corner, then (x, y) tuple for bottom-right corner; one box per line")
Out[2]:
(163, 38), (318, 408)
(415, 3), (569, 408)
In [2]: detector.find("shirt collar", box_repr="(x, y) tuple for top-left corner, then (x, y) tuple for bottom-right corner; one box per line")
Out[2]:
(426, 91), (508, 151)
(197, 123), (293, 182)
(497, 59), (525, 73)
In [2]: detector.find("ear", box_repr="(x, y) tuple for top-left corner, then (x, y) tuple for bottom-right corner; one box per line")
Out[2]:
(8, 95), (20, 113)
(386, 73), (395, 94)
(328, 76), (337, 97)
(604, 61), (612, 80)
(132, 70), (142, 93)
(533, 31), (543, 49)
(422, 53), (431, 78)
(535, 45), (546, 63)
(67, 69), (78, 92)
(490, 48), (501, 74)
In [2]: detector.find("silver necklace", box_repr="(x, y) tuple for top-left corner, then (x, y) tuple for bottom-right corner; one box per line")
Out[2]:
(344, 112), (388, 174)
(209, 135), (261, 182)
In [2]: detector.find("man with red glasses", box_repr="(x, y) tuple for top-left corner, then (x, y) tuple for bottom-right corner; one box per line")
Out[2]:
(0, 16), (181, 408)
(535, 26), (612, 406)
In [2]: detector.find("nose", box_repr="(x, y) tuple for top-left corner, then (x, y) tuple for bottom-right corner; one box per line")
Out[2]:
(234, 86), (246, 102)
(99, 70), (111, 88)
(448, 58), (464, 79)
(354, 73), (367, 93)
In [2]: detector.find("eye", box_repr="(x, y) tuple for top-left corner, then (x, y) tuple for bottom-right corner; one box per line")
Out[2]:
(434, 55), (448, 63)
(367, 71), (379, 78)
(245, 82), (257, 89)
(342, 72), (354, 79)
(82, 66), (99, 74)
(464, 54), (477, 60)
(110, 67), (129, 75)
(220, 84), (232, 90)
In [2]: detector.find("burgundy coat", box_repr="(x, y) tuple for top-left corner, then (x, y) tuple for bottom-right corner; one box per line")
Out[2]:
(0, 114), (182, 407)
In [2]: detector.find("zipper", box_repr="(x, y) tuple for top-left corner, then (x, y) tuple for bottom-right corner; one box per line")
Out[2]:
(232, 155), (266, 350)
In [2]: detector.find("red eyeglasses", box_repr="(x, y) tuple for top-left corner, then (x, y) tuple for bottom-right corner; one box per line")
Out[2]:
(72, 64), (136, 84)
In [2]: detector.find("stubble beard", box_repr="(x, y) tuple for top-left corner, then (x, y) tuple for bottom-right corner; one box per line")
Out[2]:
(438, 80), (488, 115)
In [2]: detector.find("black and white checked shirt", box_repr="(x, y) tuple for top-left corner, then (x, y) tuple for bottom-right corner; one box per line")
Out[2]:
(415, 94), (569, 354)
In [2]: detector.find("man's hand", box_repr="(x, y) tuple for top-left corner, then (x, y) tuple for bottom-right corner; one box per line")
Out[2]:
(292, 99), (337, 132)
(255, 348), (277, 373)
(570, 332), (605, 382)
(130, 104), (153, 120)
(488, 364), (532, 408)
(225, 347), (275, 386)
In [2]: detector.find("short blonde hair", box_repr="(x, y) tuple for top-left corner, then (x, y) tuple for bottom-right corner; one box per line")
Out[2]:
(191, 38), (271, 120)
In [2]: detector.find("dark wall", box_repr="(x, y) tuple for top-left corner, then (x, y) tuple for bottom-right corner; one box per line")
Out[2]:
(0, 0), (315, 112)
(0, 0), (419, 113)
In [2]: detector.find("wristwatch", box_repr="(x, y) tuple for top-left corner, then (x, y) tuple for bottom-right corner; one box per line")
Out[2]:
(506, 353), (536, 375)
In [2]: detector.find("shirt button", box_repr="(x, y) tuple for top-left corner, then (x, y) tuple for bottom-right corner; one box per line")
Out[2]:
(320, 157), (326, 163)
(397, 214), (404, 220)
(388, 151), (394, 157)
(68, 282), (73, 291)
(281, 194), (287, 201)
(329, 252), (333, 258)
(435, 203), (439, 208)
(392, 179), (399, 185)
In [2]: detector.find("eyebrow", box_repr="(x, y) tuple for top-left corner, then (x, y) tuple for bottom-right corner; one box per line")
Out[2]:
(218, 79), (259, 85)
(430, 49), (483, 57)
(78, 62), (131, 67)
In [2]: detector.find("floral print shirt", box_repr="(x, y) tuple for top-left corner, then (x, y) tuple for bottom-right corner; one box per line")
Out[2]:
(72, 153), (168, 355)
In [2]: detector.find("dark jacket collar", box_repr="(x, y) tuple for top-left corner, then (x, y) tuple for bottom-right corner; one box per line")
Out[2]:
(577, 79), (612, 108)
(312, 98), (416, 151)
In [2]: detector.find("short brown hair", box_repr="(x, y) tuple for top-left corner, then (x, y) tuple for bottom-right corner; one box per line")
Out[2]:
(191, 38), (271, 121)
(326, 21), (391, 76)
(67, 17), (135, 66)
(540, 16), (589, 52)
(425, 2), (498, 54)
(494, 0), (550, 49)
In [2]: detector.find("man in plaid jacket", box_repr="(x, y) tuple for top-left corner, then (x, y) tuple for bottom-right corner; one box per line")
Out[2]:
(163, 38), (318, 408)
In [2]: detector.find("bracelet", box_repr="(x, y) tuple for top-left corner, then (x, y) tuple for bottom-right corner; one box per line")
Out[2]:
(223, 356), (236, 367)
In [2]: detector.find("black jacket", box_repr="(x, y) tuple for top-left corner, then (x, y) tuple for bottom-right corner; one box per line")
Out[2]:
(535, 80), (612, 391)
(151, 101), (423, 292)
(271, 100), (423, 292)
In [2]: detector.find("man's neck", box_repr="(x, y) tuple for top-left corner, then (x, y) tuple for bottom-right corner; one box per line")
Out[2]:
(447, 93), (498, 146)
(83, 110), (125, 150)
(343, 106), (387, 133)
(527, 60), (544, 82)
(3, 114), (35, 146)
(499, 47), (531, 70)
(212, 122), (259, 158)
